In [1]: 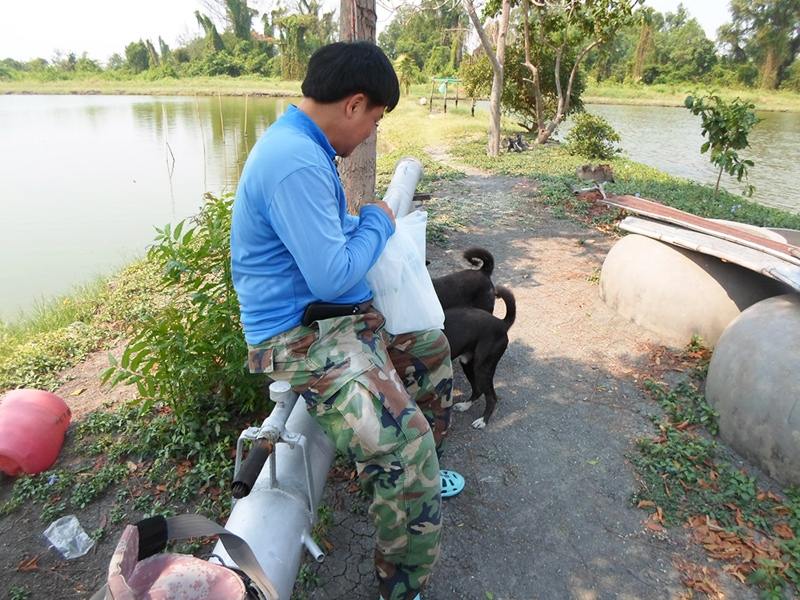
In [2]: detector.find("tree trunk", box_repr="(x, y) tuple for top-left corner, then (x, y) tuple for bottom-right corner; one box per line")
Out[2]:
(521, 0), (546, 138)
(338, 0), (377, 212)
(535, 39), (600, 145)
(463, 0), (509, 157)
(760, 46), (779, 90)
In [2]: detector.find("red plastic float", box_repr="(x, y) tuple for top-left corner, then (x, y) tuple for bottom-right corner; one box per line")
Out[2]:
(0, 389), (71, 476)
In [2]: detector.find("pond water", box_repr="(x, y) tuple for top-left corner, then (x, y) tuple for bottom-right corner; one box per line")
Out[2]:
(574, 104), (800, 214)
(1, 95), (798, 321)
(0, 94), (291, 321)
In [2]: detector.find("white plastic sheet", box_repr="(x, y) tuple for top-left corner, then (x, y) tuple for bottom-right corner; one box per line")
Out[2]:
(367, 211), (444, 335)
(43, 514), (95, 559)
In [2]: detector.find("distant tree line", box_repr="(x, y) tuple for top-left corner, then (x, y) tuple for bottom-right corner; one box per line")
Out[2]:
(0, 0), (336, 81)
(0, 0), (797, 95)
(586, 1), (800, 91)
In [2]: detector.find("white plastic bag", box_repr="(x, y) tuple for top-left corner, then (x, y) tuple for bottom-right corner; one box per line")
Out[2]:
(366, 211), (444, 335)
(43, 514), (94, 559)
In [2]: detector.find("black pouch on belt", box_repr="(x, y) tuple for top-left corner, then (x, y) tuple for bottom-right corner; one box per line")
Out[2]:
(301, 301), (372, 327)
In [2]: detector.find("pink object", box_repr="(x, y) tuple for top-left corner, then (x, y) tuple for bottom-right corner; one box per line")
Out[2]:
(107, 525), (247, 599)
(0, 389), (71, 476)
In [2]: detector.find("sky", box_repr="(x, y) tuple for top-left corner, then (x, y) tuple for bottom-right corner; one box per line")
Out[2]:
(0, 0), (733, 64)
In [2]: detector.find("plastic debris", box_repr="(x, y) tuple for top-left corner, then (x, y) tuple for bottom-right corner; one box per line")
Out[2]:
(43, 515), (94, 559)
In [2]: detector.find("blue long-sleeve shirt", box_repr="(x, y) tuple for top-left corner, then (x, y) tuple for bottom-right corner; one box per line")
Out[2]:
(231, 105), (395, 345)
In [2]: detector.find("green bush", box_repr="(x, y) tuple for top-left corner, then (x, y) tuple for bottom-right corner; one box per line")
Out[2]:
(685, 92), (758, 196)
(781, 61), (800, 93)
(103, 193), (267, 422)
(565, 112), (622, 160)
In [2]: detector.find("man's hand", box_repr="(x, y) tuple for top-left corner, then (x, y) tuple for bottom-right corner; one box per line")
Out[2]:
(368, 199), (395, 226)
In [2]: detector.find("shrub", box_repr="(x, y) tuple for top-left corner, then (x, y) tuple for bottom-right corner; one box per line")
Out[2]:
(780, 61), (800, 93)
(685, 92), (758, 196)
(103, 193), (267, 423)
(565, 112), (622, 160)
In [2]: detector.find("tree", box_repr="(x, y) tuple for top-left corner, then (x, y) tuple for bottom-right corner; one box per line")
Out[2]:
(270, 0), (335, 80)
(395, 54), (420, 94)
(378, 0), (468, 74)
(630, 7), (656, 82)
(684, 93), (759, 196)
(201, 0), (257, 40)
(145, 39), (160, 67)
(520, 0), (639, 145)
(75, 53), (102, 73)
(338, 0), (378, 209)
(107, 53), (125, 70)
(196, 11), (225, 53)
(717, 0), (800, 89)
(125, 40), (150, 73)
(648, 6), (716, 83)
(463, 0), (511, 156)
(460, 41), (586, 131)
(226, 0), (257, 40)
(159, 37), (172, 64)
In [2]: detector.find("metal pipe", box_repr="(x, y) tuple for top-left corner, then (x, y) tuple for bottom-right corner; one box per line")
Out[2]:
(211, 383), (335, 600)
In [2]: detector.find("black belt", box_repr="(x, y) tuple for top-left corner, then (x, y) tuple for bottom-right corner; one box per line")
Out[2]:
(301, 300), (373, 326)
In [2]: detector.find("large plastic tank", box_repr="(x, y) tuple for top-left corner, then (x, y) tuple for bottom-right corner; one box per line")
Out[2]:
(0, 389), (71, 476)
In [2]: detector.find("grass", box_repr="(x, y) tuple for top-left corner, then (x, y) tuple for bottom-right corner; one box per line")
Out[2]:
(0, 74), (301, 96)
(0, 260), (162, 391)
(448, 131), (800, 229)
(585, 81), (800, 113)
(4, 73), (800, 113)
(630, 341), (800, 598)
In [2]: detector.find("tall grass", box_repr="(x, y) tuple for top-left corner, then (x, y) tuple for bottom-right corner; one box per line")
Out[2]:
(0, 279), (107, 362)
(585, 82), (800, 113)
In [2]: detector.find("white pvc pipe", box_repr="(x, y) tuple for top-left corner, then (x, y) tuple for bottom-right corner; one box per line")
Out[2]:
(383, 157), (423, 218)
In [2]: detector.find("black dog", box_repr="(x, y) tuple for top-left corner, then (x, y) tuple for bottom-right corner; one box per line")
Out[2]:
(432, 247), (495, 312)
(444, 286), (516, 429)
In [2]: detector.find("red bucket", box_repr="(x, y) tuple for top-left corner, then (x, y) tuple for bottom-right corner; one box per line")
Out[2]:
(0, 389), (71, 476)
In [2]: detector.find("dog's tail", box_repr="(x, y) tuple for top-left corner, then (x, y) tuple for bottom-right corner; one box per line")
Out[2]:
(495, 286), (516, 330)
(463, 247), (494, 276)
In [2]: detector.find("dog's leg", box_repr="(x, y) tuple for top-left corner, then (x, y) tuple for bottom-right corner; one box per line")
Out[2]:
(469, 338), (507, 430)
(453, 356), (480, 413)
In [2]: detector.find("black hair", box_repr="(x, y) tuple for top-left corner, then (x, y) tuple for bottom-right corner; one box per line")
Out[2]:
(301, 42), (400, 112)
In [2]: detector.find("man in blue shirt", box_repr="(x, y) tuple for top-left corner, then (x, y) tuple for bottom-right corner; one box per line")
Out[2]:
(231, 42), (454, 600)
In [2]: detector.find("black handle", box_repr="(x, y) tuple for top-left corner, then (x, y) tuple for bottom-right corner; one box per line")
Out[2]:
(231, 439), (274, 499)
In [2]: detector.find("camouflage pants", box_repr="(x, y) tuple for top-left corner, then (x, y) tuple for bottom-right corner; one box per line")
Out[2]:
(248, 309), (453, 600)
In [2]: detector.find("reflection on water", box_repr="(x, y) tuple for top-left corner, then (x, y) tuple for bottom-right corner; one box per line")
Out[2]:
(567, 104), (800, 214)
(0, 95), (293, 321)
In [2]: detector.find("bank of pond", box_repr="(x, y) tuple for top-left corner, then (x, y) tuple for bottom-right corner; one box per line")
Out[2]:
(2, 91), (800, 392)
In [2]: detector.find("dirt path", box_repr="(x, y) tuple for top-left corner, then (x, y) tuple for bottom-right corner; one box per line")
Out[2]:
(305, 164), (760, 599)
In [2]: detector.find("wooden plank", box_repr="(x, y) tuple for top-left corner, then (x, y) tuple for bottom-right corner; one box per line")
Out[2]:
(619, 216), (800, 291)
(602, 194), (800, 267)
